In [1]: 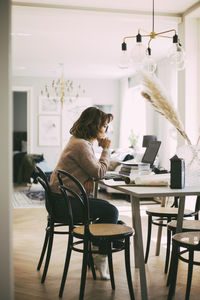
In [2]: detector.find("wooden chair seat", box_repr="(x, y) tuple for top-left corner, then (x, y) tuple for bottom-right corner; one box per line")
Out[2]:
(74, 223), (133, 238)
(168, 219), (200, 231)
(146, 207), (193, 217)
(172, 231), (200, 246)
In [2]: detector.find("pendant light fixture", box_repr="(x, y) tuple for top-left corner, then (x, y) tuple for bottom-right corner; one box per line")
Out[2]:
(41, 63), (85, 108)
(119, 0), (185, 73)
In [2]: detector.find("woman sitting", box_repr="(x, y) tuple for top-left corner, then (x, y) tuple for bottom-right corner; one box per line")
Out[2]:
(50, 106), (119, 279)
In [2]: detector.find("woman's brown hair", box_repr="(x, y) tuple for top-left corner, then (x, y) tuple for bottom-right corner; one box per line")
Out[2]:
(70, 106), (113, 140)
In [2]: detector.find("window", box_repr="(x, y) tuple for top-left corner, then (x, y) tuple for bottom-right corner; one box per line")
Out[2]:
(119, 86), (146, 148)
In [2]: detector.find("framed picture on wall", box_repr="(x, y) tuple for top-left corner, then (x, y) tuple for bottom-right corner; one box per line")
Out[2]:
(38, 96), (61, 114)
(38, 115), (60, 146)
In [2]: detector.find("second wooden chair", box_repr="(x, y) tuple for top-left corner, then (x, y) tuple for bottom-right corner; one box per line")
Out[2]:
(167, 231), (200, 300)
(144, 196), (200, 271)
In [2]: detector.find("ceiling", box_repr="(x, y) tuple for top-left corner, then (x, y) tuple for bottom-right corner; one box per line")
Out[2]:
(12, 0), (200, 79)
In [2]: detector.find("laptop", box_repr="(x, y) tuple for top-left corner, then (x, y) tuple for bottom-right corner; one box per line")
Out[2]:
(141, 140), (161, 167)
(123, 141), (161, 168)
(104, 141), (161, 180)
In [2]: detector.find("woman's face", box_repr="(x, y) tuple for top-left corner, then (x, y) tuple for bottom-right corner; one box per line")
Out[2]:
(97, 121), (108, 140)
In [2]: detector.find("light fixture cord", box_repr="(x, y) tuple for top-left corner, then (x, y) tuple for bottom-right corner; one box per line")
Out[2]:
(152, 0), (155, 32)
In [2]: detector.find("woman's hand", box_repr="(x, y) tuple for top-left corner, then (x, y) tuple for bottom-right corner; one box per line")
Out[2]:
(84, 179), (94, 195)
(98, 138), (111, 149)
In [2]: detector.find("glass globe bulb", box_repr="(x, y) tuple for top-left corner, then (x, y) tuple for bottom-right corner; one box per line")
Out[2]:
(142, 54), (157, 74)
(176, 59), (186, 71)
(118, 51), (129, 69)
(130, 42), (146, 64)
(168, 43), (185, 66)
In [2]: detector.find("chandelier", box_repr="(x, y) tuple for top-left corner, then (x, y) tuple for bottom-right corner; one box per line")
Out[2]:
(41, 63), (85, 107)
(119, 0), (185, 73)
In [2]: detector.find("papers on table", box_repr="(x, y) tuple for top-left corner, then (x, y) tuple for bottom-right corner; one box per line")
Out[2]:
(103, 173), (170, 187)
(134, 174), (170, 186)
(102, 179), (130, 186)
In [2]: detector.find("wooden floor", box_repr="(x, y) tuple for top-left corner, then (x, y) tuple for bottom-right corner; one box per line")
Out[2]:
(13, 195), (200, 300)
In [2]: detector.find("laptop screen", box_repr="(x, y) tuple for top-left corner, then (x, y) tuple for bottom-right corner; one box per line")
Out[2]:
(141, 141), (161, 167)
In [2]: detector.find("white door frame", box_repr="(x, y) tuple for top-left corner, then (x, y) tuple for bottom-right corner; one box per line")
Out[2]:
(12, 86), (34, 153)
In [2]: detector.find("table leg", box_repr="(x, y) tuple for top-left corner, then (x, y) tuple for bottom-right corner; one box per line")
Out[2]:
(131, 195), (148, 300)
(155, 197), (166, 256)
(176, 196), (185, 233)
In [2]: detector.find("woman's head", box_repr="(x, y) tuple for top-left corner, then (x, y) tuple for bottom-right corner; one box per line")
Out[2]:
(70, 106), (113, 140)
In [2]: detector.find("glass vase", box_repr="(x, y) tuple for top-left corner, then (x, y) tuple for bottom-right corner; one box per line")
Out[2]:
(176, 144), (200, 186)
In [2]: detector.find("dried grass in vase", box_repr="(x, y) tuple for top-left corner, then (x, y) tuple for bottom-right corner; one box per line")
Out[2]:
(140, 72), (191, 145)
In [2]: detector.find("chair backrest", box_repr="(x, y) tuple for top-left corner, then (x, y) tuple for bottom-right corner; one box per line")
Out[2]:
(172, 196), (200, 217)
(57, 169), (90, 223)
(59, 185), (86, 231)
(34, 166), (50, 187)
(34, 166), (53, 215)
(38, 176), (54, 215)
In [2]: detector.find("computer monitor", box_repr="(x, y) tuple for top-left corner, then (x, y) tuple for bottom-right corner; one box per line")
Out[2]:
(141, 140), (161, 167)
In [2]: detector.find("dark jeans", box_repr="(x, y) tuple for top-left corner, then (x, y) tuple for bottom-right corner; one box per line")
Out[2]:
(51, 193), (119, 253)
(52, 193), (119, 224)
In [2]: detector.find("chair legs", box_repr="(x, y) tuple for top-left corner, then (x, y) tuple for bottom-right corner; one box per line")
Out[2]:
(124, 237), (135, 300)
(59, 238), (97, 298)
(145, 214), (174, 272)
(165, 227), (171, 274)
(167, 244), (195, 300)
(164, 218), (173, 274)
(59, 234), (73, 298)
(41, 226), (54, 283)
(185, 250), (194, 300)
(167, 244), (179, 299)
(37, 228), (49, 271)
(107, 244), (115, 290)
(145, 215), (152, 263)
(88, 246), (96, 280)
(59, 237), (134, 299)
(79, 240), (89, 300)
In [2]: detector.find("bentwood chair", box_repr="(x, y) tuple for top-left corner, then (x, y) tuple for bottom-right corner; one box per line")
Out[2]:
(34, 166), (71, 283)
(144, 196), (200, 273)
(35, 166), (97, 286)
(57, 169), (135, 300)
(165, 216), (200, 274)
(167, 231), (200, 300)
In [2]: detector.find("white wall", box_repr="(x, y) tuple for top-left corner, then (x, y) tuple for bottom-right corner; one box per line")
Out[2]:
(12, 76), (120, 167)
(184, 17), (199, 145)
(0, 0), (13, 299)
(156, 60), (178, 169)
(199, 19), (200, 126)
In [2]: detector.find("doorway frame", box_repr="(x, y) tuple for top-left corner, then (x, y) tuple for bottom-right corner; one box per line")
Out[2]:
(12, 86), (34, 153)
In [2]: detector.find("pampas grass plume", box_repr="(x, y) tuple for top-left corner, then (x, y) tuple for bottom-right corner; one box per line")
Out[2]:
(141, 72), (191, 145)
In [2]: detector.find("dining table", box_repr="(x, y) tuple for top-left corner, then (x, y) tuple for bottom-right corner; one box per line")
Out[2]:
(94, 179), (200, 300)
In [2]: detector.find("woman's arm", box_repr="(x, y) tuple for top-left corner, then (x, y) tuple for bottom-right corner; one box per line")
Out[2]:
(76, 140), (110, 180)
(84, 179), (94, 194)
